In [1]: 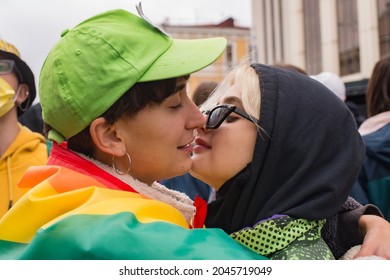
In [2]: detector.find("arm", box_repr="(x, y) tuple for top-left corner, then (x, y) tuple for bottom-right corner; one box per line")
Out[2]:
(354, 214), (390, 259)
(322, 196), (385, 259)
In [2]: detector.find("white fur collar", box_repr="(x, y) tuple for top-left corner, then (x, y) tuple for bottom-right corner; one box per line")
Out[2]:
(77, 153), (195, 225)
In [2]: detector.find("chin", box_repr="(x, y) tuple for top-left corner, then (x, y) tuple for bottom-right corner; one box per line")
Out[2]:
(175, 160), (192, 176)
(189, 166), (206, 182)
(192, 172), (213, 188)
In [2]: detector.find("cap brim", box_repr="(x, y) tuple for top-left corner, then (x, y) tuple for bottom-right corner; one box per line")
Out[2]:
(138, 37), (227, 82)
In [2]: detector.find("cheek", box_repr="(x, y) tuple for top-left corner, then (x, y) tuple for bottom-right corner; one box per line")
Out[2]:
(2, 75), (19, 90)
(130, 122), (179, 159)
(215, 136), (252, 173)
(123, 119), (164, 165)
(191, 125), (257, 188)
(215, 126), (256, 171)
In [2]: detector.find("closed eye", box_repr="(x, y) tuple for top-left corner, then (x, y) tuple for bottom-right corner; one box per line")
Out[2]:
(226, 115), (239, 123)
(170, 103), (183, 109)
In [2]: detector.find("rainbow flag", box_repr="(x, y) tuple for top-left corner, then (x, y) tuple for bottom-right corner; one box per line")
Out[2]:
(0, 165), (266, 260)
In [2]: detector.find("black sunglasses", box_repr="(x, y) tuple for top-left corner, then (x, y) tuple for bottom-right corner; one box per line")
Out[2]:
(202, 104), (259, 129)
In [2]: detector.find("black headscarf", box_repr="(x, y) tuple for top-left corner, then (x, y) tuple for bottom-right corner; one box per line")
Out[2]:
(205, 63), (365, 234)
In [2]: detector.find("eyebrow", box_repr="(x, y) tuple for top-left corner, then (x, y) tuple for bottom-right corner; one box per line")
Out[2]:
(175, 84), (186, 92)
(174, 81), (187, 93)
(173, 75), (190, 93)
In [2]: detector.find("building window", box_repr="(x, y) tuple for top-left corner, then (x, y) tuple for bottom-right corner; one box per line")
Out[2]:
(226, 44), (233, 68)
(303, 0), (322, 75)
(378, 0), (390, 57)
(337, 0), (360, 75)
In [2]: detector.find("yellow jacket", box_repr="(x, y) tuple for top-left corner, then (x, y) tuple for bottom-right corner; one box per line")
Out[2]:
(0, 124), (47, 217)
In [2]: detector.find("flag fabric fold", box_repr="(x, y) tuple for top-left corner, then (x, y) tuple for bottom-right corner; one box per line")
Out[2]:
(0, 145), (266, 260)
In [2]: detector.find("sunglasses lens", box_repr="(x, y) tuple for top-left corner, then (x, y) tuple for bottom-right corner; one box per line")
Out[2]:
(208, 106), (231, 128)
(0, 60), (13, 74)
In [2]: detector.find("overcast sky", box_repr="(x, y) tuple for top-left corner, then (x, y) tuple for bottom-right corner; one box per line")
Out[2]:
(0, 0), (252, 98)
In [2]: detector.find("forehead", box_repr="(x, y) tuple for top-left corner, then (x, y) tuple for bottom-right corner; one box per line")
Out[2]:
(219, 84), (243, 105)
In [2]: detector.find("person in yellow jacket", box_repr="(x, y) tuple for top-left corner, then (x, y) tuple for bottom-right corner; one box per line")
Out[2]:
(0, 39), (48, 218)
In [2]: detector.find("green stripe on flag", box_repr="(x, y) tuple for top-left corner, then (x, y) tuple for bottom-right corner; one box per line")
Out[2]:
(2, 212), (267, 260)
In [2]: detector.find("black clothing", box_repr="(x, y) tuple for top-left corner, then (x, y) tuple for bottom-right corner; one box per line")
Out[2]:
(206, 64), (365, 236)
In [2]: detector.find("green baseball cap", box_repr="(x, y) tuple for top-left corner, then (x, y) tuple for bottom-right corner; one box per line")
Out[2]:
(40, 9), (227, 143)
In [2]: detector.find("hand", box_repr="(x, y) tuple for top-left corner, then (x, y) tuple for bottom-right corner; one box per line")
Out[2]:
(354, 215), (390, 259)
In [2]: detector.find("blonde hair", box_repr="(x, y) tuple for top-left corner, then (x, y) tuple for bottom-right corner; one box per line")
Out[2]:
(201, 62), (260, 120)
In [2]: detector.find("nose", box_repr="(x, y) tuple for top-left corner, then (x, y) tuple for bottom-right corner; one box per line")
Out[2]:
(194, 123), (210, 137)
(187, 100), (206, 130)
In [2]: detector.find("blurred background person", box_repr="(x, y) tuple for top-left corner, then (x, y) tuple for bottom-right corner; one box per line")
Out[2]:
(0, 39), (48, 218)
(310, 71), (346, 101)
(351, 55), (390, 221)
(310, 71), (367, 126)
(273, 62), (308, 75)
(18, 103), (44, 135)
(192, 81), (218, 106)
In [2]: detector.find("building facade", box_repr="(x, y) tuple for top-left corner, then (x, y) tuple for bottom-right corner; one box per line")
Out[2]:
(161, 19), (250, 98)
(251, 0), (390, 121)
(251, 0), (390, 81)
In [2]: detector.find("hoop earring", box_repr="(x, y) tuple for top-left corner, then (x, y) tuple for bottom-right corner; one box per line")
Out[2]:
(112, 152), (132, 175)
(15, 87), (30, 112)
(17, 100), (30, 112)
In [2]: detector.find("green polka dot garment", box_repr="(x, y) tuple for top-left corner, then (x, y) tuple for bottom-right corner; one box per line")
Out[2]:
(230, 215), (335, 260)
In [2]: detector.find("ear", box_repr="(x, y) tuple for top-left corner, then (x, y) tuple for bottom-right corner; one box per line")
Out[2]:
(14, 84), (29, 105)
(90, 117), (126, 157)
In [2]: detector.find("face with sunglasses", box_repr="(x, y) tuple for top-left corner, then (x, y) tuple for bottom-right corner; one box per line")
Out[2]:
(190, 84), (258, 190)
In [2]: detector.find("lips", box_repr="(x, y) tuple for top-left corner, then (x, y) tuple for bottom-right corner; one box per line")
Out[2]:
(178, 137), (195, 149)
(178, 143), (192, 149)
(194, 138), (211, 149)
(178, 137), (195, 153)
